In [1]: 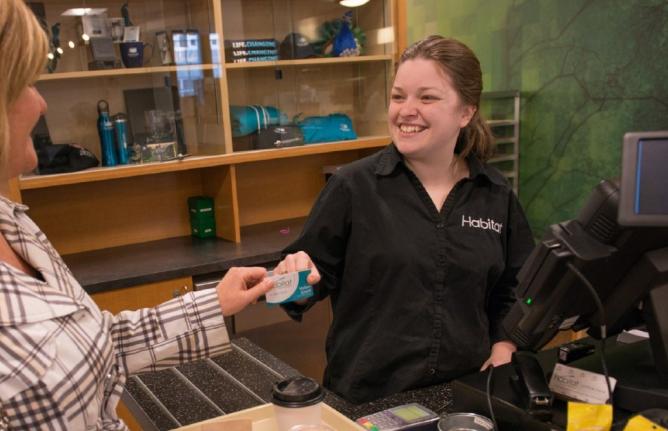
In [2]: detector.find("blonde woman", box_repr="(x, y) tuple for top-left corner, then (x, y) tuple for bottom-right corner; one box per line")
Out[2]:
(0, 1), (318, 428)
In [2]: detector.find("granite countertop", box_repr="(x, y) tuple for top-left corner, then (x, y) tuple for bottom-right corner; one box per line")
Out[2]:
(64, 218), (306, 293)
(123, 337), (454, 430)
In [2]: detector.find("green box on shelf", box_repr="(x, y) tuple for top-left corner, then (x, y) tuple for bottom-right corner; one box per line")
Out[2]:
(191, 223), (216, 238)
(188, 196), (216, 238)
(188, 195), (214, 215)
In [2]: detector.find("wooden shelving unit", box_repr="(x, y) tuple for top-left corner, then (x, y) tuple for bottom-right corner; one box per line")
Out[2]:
(18, 0), (397, 264)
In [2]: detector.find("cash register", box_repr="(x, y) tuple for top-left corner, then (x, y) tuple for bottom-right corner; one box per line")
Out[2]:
(452, 130), (668, 429)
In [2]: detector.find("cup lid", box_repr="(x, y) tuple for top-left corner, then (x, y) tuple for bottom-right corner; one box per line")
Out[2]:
(272, 376), (324, 408)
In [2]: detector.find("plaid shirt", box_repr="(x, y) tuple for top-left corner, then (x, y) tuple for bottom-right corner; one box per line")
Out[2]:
(0, 197), (231, 430)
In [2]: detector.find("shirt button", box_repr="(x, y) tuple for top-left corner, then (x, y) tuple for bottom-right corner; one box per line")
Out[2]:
(428, 368), (436, 375)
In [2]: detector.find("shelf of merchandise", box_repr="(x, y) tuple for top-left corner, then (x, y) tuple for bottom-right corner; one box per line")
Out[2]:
(38, 64), (219, 81)
(19, 135), (390, 190)
(224, 54), (393, 69)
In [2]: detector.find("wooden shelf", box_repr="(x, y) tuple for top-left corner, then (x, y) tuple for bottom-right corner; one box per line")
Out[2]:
(38, 64), (218, 82)
(225, 54), (393, 70)
(63, 217), (307, 292)
(19, 136), (389, 190)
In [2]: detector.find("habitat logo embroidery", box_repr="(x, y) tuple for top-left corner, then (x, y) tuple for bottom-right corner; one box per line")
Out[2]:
(461, 215), (503, 234)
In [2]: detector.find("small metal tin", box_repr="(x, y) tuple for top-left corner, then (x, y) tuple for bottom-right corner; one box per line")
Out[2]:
(437, 413), (494, 431)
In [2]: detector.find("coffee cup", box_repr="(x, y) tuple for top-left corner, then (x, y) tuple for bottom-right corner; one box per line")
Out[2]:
(120, 41), (151, 68)
(271, 376), (325, 431)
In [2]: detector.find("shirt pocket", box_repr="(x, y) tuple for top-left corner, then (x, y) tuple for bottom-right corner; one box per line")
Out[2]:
(0, 320), (59, 402)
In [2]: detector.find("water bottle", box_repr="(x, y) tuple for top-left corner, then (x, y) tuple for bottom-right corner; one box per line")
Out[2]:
(113, 113), (130, 164)
(97, 100), (117, 166)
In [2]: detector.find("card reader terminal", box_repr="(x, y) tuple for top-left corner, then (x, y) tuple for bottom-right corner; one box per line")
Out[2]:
(356, 403), (439, 431)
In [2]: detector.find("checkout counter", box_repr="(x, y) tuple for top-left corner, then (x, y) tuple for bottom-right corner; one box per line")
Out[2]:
(121, 337), (455, 430)
(119, 131), (668, 429)
(121, 334), (666, 430)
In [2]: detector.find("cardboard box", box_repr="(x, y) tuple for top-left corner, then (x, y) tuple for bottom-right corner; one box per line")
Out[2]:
(174, 403), (364, 431)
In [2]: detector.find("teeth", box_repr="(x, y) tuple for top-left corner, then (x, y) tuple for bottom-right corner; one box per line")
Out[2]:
(400, 125), (424, 133)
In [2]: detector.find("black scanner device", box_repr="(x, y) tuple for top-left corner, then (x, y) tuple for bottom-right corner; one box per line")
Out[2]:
(509, 351), (554, 421)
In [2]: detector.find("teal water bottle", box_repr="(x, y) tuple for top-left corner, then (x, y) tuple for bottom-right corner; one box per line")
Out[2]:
(97, 100), (117, 166)
(113, 113), (130, 164)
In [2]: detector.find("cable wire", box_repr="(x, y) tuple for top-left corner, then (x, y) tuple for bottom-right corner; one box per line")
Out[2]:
(566, 262), (613, 403)
(486, 365), (499, 430)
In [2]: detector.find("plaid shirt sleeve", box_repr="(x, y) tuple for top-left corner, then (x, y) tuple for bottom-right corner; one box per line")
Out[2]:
(108, 288), (231, 375)
(0, 197), (234, 429)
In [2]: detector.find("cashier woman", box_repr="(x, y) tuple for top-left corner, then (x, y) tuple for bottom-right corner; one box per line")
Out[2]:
(0, 1), (319, 428)
(277, 36), (534, 403)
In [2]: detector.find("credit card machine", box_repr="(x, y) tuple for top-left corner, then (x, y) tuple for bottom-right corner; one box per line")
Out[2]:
(356, 403), (440, 431)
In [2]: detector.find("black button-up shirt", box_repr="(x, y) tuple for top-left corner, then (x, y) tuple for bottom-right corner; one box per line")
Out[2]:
(283, 144), (534, 403)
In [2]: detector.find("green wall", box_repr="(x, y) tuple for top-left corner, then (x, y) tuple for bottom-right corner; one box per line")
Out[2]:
(406, 0), (668, 235)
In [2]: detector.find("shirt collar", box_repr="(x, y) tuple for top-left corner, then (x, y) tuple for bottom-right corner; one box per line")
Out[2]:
(0, 271), (84, 325)
(0, 195), (29, 215)
(375, 143), (508, 187)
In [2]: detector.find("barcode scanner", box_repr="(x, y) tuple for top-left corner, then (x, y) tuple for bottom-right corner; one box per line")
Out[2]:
(509, 351), (554, 421)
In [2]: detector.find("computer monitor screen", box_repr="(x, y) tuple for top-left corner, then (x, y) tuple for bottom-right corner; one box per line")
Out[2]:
(619, 131), (668, 226)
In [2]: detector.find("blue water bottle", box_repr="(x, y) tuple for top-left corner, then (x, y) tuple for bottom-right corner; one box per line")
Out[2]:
(113, 113), (130, 164)
(97, 100), (117, 166)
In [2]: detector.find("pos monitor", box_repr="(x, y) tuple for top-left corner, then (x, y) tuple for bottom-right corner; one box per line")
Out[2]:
(502, 131), (668, 407)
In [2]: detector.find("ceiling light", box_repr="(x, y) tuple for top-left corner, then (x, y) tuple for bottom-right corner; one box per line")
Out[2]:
(61, 8), (107, 16)
(339, 0), (370, 7)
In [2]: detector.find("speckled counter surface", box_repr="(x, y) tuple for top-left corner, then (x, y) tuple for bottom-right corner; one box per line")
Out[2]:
(123, 337), (454, 430)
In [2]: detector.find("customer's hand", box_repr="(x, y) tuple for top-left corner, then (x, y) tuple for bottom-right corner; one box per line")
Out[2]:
(273, 251), (321, 285)
(216, 267), (274, 316)
(480, 340), (517, 371)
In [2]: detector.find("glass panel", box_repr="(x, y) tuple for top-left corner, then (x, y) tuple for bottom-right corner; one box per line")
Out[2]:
(227, 61), (389, 151)
(221, 0), (393, 152)
(32, 0), (226, 174)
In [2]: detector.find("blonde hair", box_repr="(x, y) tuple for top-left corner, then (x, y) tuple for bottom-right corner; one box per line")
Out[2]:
(399, 35), (495, 162)
(0, 0), (48, 170)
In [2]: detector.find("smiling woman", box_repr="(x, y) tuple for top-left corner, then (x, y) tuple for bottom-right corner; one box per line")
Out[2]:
(277, 35), (535, 404)
(389, 58), (475, 164)
(392, 36), (494, 164)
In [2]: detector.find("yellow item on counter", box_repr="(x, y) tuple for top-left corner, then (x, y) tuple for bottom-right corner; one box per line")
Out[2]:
(624, 415), (668, 431)
(567, 402), (612, 431)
